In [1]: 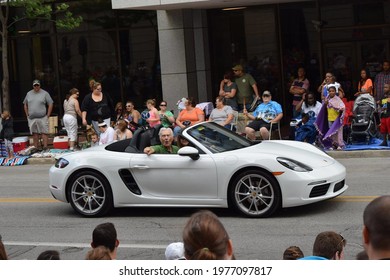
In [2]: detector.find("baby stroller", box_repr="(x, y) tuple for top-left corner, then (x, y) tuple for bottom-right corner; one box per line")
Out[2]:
(348, 94), (378, 144)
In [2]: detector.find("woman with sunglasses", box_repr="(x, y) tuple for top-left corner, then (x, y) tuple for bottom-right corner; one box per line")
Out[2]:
(158, 101), (175, 128)
(63, 88), (82, 150)
(124, 101), (141, 132)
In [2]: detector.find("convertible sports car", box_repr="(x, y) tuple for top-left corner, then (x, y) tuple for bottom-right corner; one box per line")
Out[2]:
(49, 122), (348, 218)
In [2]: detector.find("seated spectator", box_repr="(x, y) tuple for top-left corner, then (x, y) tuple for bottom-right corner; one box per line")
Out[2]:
(91, 222), (119, 260)
(97, 120), (115, 145)
(295, 92), (322, 120)
(0, 234), (8, 260)
(299, 231), (346, 260)
(244, 91), (283, 140)
(114, 119), (133, 141)
(158, 101), (175, 128)
(90, 132), (99, 147)
(145, 99), (161, 128)
(295, 113), (317, 143)
(144, 127), (179, 155)
(86, 246), (112, 260)
(209, 96), (234, 129)
(362, 195), (390, 259)
(165, 242), (185, 260)
(182, 210), (235, 260)
(37, 250), (60, 260)
(174, 97), (205, 137)
(283, 246), (304, 260)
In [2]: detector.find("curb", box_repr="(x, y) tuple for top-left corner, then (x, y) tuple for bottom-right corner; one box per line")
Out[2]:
(25, 149), (390, 165)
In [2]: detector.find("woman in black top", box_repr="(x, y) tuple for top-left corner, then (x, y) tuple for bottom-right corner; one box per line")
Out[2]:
(81, 82), (114, 134)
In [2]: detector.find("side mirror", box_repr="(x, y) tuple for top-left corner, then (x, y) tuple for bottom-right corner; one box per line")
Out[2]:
(178, 146), (200, 160)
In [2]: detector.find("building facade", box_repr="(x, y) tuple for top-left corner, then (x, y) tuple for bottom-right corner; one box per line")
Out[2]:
(2, 0), (390, 132)
(113, 0), (390, 123)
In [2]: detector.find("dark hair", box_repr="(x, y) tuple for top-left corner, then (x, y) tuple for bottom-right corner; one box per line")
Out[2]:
(37, 250), (60, 260)
(186, 97), (197, 108)
(312, 231), (346, 259)
(304, 92), (316, 108)
(283, 246), (304, 260)
(223, 71), (234, 80)
(363, 195), (390, 251)
(183, 210), (233, 260)
(216, 96), (226, 105)
(92, 222), (117, 252)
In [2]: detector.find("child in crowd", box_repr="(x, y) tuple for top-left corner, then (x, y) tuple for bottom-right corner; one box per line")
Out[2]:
(90, 133), (99, 147)
(379, 84), (390, 146)
(325, 85), (345, 150)
(1, 110), (15, 159)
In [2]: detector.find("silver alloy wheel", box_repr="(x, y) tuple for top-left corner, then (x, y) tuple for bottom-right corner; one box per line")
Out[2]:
(234, 173), (275, 216)
(70, 174), (106, 215)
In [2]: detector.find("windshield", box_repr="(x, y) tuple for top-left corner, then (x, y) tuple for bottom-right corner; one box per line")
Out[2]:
(186, 122), (252, 153)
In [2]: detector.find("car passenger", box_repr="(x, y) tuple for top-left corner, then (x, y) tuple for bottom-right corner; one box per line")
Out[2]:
(144, 127), (179, 155)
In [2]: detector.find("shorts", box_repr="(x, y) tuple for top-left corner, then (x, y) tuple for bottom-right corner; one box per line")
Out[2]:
(28, 115), (49, 134)
(246, 119), (271, 131)
(380, 117), (390, 134)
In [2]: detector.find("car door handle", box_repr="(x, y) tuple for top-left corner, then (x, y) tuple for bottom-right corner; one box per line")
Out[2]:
(133, 165), (150, 169)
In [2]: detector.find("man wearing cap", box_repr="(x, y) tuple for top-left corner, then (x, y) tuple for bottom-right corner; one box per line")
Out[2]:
(23, 79), (54, 151)
(232, 64), (259, 111)
(244, 90), (283, 140)
(97, 120), (115, 145)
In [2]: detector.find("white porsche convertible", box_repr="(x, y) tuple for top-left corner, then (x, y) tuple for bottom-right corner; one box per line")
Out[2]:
(49, 122), (348, 218)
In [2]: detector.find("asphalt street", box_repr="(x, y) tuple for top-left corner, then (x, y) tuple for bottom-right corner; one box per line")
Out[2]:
(0, 157), (389, 260)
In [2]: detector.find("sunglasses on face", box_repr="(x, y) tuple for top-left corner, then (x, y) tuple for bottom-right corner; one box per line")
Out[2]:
(160, 104), (167, 106)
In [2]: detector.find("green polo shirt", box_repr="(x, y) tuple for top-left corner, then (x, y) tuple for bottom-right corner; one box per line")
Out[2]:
(151, 144), (179, 154)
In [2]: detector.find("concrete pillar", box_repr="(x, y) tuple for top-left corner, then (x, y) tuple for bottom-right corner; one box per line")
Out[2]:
(157, 9), (212, 115)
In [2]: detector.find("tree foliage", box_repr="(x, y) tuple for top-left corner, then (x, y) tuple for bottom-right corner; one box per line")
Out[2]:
(0, 0), (82, 111)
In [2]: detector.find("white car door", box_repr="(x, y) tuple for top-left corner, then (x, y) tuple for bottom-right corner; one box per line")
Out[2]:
(130, 153), (218, 198)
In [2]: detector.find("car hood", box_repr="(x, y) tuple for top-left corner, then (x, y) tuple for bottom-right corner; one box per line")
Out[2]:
(246, 140), (336, 168)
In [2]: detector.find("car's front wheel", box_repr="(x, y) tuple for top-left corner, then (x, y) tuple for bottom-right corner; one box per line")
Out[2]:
(229, 169), (281, 218)
(67, 170), (113, 217)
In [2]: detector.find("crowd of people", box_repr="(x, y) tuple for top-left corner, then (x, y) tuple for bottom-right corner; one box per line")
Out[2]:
(2, 60), (390, 156)
(1, 195), (389, 260)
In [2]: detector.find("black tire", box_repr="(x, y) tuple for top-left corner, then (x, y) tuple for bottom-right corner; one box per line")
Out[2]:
(229, 169), (281, 218)
(67, 170), (113, 217)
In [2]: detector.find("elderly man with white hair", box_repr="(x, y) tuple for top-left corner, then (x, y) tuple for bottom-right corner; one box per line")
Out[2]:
(144, 127), (179, 154)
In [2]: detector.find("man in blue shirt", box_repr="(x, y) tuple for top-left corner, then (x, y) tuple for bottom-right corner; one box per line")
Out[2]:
(243, 91), (283, 140)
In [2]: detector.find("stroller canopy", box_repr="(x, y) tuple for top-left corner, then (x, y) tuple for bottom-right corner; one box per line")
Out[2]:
(353, 94), (375, 112)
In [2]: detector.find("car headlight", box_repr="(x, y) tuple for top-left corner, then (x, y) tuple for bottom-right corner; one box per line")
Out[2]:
(55, 158), (69, 169)
(277, 157), (313, 172)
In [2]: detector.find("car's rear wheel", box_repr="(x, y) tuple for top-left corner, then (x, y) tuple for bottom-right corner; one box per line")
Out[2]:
(229, 169), (281, 218)
(67, 170), (113, 217)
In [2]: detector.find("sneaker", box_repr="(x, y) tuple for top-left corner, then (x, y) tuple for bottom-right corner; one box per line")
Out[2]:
(328, 147), (334, 151)
(337, 146), (343, 150)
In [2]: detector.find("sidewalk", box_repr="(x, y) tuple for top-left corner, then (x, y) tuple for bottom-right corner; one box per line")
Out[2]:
(25, 149), (390, 165)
